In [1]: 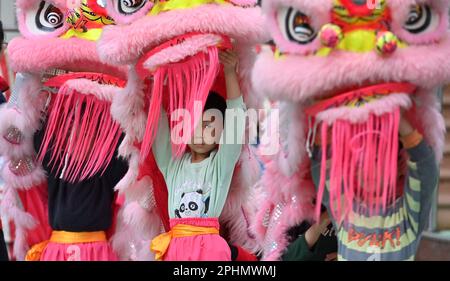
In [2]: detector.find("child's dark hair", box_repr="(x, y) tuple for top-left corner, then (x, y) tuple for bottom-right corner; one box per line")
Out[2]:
(204, 91), (227, 121)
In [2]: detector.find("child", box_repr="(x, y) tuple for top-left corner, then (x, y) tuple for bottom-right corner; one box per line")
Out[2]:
(311, 115), (439, 261)
(151, 50), (246, 261)
(282, 207), (337, 261)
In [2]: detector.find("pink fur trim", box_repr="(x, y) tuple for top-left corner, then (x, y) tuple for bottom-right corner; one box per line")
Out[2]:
(8, 37), (126, 77)
(253, 164), (315, 260)
(110, 207), (161, 261)
(143, 34), (222, 71)
(98, 5), (268, 65)
(276, 102), (305, 177)
(261, 193), (314, 261)
(0, 187), (36, 229)
(115, 150), (140, 194)
(111, 69), (147, 141)
(252, 37), (450, 102)
(134, 239), (156, 261)
(0, 186), (37, 260)
(1, 163), (47, 190)
(235, 43), (261, 109)
(63, 79), (119, 102)
(6, 73), (45, 128)
(220, 146), (262, 252)
(316, 93), (413, 125)
(0, 107), (36, 158)
(249, 186), (271, 244)
(13, 227), (29, 261)
(118, 135), (140, 159)
(124, 176), (157, 211)
(114, 196), (162, 261)
(16, 0), (66, 9)
(122, 201), (158, 236)
(110, 211), (136, 261)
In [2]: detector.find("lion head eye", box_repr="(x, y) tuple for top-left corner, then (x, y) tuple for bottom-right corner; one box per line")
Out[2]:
(25, 1), (65, 35)
(116, 0), (147, 15)
(278, 7), (317, 45)
(403, 4), (438, 34)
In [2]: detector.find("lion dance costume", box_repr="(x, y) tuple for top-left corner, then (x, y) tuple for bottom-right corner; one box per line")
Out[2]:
(96, 0), (268, 260)
(0, 0), (129, 261)
(252, 0), (450, 260)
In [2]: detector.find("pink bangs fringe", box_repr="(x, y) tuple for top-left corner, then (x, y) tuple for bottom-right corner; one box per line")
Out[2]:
(141, 47), (220, 160)
(37, 86), (122, 182)
(316, 109), (401, 221)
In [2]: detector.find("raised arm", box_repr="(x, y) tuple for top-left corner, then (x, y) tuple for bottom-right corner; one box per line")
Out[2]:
(152, 108), (173, 176)
(215, 50), (246, 178)
(399, 116), (439, 234)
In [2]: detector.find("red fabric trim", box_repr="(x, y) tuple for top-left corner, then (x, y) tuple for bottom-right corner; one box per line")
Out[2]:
(235, 246), (258, 261)
(304, 82), (416, 117)
(44, 72), (126, 88)
(16, 183), (52, 247)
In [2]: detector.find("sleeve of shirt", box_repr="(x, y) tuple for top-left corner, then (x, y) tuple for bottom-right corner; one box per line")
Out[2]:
(214, 96), (246, 181)
(152, 109), (173, 176)
(403, 139), (439, 234)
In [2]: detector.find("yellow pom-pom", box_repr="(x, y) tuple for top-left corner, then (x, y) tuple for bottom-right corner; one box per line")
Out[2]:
(319, 24), (343, 48)
(376, 31), (398, 55)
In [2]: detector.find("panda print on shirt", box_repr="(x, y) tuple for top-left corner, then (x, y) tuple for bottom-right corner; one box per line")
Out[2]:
(175, 189), (211, 218)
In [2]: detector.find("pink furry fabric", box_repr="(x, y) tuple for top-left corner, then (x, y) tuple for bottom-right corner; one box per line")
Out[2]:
(98, 5), (269, 65)
(251, 160), (315, 260)
(0, 186), (37, 260)
(220, 146), (262, 253)
(99, 1), (268, 257)
(1, 163), (46, 190)
(0, 75), (45, 158)
(251, 0), (450, 261)
(5, 0), (131, 261)
(253, 39), (450, 103)
(143, 34), (223, 71)
(8, 37), (126, 78)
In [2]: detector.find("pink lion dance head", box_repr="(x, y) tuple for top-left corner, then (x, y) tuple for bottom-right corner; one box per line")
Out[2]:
(252, 0), (450, 260)
(96, 0), (269, 259)
(0, 0), (127, 259)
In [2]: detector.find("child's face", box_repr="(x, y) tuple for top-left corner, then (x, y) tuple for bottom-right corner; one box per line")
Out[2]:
(188, 110), (224, 155)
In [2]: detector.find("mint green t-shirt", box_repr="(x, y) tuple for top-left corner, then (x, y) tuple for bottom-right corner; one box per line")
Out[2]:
(152, 96), (246, 219)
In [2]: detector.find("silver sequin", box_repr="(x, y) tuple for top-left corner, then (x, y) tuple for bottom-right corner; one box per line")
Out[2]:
(9, 156), (36, 176)
(3, 126), (24, 145)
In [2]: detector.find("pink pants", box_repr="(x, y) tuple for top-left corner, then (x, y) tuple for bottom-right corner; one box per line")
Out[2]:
(40, 241), (118, 261)
(164, 218), (231, 261)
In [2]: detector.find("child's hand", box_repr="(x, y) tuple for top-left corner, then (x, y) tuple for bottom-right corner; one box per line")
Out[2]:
(219, 50), (239, 75)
